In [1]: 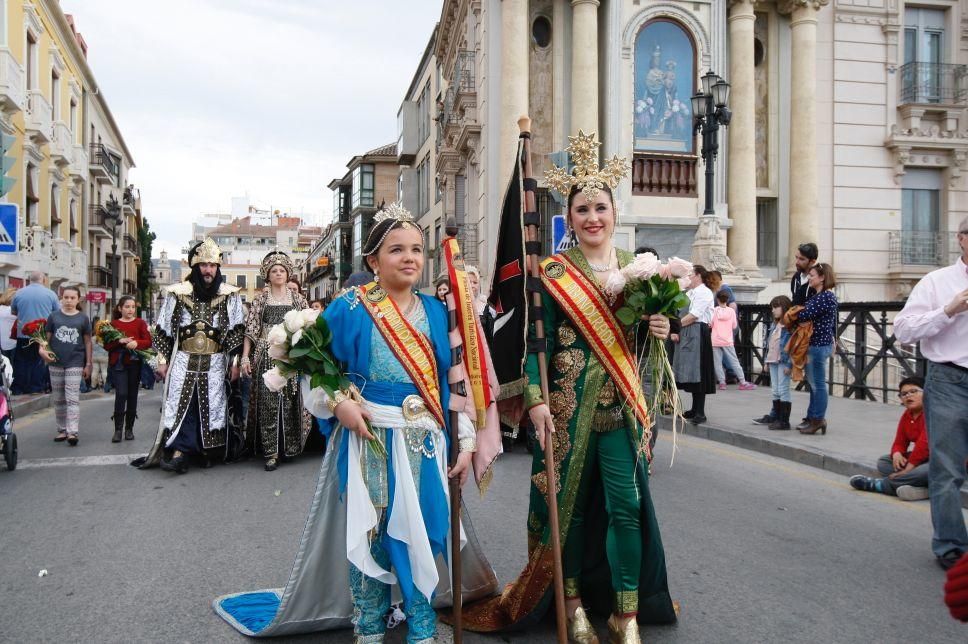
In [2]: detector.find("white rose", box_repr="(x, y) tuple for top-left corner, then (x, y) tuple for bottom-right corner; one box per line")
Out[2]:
(262, 366), (289, 392)
(267, 342), (290, 362)
(283, 309), (303, 333)
(267, 324), (289, 347)
(622, 252), (660, 281)
(300, 308), (320, 327)
(301, 377), (330, 419)
(603, 270), (628, 296)
(291, 329), (304, 347)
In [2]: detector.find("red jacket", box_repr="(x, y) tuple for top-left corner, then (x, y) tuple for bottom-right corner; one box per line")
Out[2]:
(890, 409), (929, 466)
(105, 318), (152, 367)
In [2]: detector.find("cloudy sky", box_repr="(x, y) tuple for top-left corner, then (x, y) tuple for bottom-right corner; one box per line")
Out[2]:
(60, 0), (441, 258)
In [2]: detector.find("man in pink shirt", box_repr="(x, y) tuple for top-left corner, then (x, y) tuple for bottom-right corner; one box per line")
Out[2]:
(895, 217), (968, 570)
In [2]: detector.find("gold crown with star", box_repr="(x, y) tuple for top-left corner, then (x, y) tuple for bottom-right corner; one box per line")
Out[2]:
(373, 201), (415, 227)
(190, 237), (223, 266)
(260, 250), (294, 280)
(545, 130), (630, 201)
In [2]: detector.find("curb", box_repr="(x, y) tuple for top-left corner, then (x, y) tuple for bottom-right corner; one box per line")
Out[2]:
(655, 415), (968, 509)
(11, 390), (110, 419)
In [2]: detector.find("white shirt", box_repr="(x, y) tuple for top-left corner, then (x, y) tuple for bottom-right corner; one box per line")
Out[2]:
(687, 284), (714, 325)
(0, 305), (15, 352)
(894, 257), (968, 369)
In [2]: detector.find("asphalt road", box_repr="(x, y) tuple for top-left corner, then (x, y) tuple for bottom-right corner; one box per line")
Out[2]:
(0, 390), (963, 643)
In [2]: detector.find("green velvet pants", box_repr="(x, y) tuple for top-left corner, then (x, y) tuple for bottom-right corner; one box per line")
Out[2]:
(563, 428), (642, 615)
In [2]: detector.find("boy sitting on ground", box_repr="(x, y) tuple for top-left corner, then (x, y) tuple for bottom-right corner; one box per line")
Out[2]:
(849, 376), (929, 501)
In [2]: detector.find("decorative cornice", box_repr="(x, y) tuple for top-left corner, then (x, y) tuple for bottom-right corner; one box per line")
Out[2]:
(833, 13), (886, 25)
(777, 0), (830, 15)
(622, 3), (711, 69)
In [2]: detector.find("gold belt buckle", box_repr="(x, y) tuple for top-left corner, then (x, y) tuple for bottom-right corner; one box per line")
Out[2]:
(401, 394), (431, 423)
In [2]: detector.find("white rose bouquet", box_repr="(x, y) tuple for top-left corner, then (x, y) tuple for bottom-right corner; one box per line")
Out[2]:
(605, 253), (693, 458)
(263, 309), (385, 457)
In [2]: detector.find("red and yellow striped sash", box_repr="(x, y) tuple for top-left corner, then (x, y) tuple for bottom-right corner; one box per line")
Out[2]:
(358, 283), (445, 428)
(539, 254), (650, 434)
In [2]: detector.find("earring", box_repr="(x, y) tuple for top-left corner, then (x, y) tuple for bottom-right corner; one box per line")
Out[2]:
(374, 271), (380, 284)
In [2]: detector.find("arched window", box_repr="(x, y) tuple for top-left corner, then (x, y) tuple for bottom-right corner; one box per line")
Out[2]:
(633, 19), (696, 154)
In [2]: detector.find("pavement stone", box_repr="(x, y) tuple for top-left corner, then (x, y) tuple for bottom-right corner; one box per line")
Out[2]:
(654, 384), (968, 507)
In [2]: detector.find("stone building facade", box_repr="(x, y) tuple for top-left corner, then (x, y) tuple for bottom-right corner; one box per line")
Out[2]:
(399, 0), (967, 302)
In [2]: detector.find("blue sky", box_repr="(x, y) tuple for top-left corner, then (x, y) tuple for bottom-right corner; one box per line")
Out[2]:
(60, 0), (441, 257)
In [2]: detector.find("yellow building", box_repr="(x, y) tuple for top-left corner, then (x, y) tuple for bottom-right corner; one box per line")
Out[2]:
(0, 0), (140, 317)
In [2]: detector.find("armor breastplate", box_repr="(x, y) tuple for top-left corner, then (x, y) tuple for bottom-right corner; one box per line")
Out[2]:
(179, 320), (221, 355)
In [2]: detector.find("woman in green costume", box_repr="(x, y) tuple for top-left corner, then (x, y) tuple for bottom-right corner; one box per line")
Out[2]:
(462, 134), (677, 643)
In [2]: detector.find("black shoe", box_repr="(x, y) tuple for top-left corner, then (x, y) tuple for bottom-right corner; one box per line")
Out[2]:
(160, 455), (188, 474)
(265, 457), (278, 472)
(124, 430), (134, 440)
(938, 549), (965, 571)
(753, 400), (779, 425)
(689, 414), (707, 425)
(112, 429), (123, 443)
(683, 410), (695, 420)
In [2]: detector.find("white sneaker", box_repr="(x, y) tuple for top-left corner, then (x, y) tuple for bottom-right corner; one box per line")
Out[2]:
(896, 485), (929, 501)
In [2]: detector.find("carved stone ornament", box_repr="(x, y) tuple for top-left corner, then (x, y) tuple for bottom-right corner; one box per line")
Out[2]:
(691, 215), (736, 274)
(777, 0), (831, 15)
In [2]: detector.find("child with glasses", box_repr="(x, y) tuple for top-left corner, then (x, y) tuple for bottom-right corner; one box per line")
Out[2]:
(849, 376), (929, 501)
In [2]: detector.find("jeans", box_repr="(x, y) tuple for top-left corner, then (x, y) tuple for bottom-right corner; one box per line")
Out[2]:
(805, 343), (833, 419)
(12, 338), (48, 394)
(768, 362), (791, 402)
(713, 346), (746, 384)
(875, 455), (929, 494)
(925, 361), (968, 558)
(113, 361), (141, 419)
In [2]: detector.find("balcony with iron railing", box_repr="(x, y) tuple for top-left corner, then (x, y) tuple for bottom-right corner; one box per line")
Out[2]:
(888, 231), (947, 270)
(123, 233), (139, 256)
(899, 62), (968, 105)
(88, 266), (112, 289)
(87, 204), (112, 237)
(89, 143), (119, 183)
(438, 50), (478, 152)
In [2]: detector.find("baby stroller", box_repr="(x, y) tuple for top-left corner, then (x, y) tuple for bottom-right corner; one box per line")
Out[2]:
(0, 354), (16, 471)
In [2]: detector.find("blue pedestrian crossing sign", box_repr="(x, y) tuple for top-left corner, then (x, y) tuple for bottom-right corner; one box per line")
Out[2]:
(0, 203), (17, 253)
(551, 214), (574, 254)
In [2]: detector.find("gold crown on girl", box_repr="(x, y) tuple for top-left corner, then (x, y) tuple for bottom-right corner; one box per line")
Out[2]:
(260, 250), (294, 280)
(190, 237), (223, 266)
(373, 201), (415, 228)
(545, 130), (630, 201)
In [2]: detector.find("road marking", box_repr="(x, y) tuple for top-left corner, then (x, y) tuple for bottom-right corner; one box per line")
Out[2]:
(673, 434), (931, 515)
(17, 454), (142, 469)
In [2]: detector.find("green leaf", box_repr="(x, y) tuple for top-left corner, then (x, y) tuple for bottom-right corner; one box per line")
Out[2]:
(628, 291), (646, 309)
(644, 296), (662, 314)
(310, 372), (324, 389)
(289, 344), (313, 358)
(616, 307), (637, 326)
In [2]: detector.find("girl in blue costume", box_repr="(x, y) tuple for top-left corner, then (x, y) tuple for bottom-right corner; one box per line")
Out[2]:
(214, 203), (498, 643)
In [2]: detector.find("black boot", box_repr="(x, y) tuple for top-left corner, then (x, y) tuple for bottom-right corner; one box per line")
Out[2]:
(769, 401), (791, 430)
(753, 400), (778, 425)
(111, 414), (123, 443)
(124, 411), (137, 440)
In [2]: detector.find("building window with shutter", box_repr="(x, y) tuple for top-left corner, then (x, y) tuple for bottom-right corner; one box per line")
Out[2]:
(25, 166), (39, 228)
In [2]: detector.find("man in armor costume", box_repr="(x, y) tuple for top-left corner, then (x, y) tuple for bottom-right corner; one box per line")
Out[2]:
(134, 237), (245, 473)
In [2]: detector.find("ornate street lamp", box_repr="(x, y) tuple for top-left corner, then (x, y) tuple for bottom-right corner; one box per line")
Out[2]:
(104, 195), (122, 312)
(691, 71), (732, 216)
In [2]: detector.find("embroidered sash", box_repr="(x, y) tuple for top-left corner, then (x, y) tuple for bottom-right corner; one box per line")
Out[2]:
(539, 254), (651, 442)
(358, 283), (446, 428)
(442, 235), (492, 427)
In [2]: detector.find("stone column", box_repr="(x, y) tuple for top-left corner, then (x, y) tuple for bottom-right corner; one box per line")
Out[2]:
(727, 0), (759, 276)
(780, 0), (829, 271)
(500, 0), (529, 186)
(570, 0), (600, 134)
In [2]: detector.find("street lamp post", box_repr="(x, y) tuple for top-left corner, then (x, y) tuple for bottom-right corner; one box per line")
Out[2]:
(104, 195), (122, 312)
(691, 70), (732, 216)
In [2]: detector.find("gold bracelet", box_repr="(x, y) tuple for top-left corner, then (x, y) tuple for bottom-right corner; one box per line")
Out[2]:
(326, 390), (352, 414)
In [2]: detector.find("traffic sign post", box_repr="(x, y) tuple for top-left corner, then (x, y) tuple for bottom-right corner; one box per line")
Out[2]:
(551, 214), (574, 254)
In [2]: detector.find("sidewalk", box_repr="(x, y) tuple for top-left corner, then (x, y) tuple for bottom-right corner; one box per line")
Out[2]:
(654, 385), (968, 507)
(11, 389), (109, 418)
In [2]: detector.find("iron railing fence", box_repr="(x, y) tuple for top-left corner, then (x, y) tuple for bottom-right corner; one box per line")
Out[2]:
(737, 301), (927, 404)
(899, 61), (968, 104)
(888, 230), (947, 268)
